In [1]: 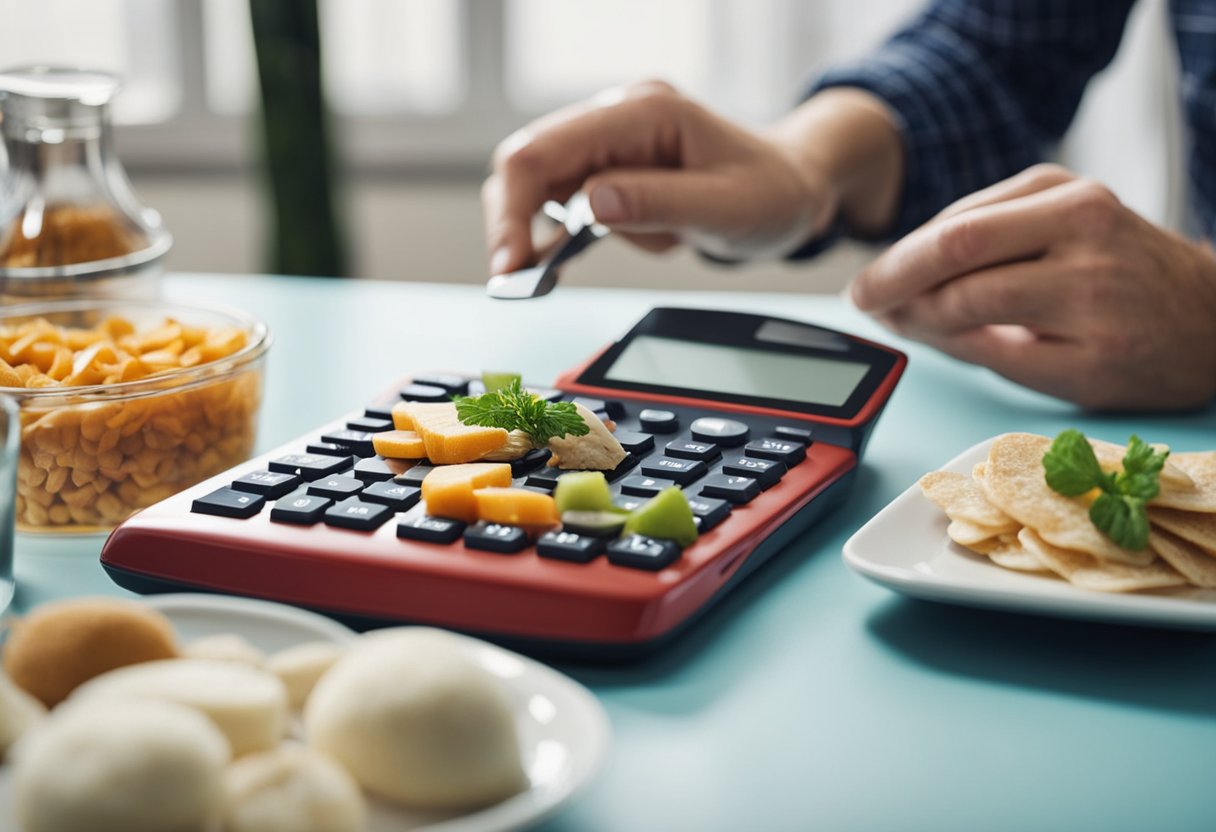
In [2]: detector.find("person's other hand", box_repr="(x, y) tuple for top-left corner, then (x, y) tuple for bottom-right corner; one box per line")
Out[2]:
(482, 81), (840, 275)
(849, 165), (1216, 410)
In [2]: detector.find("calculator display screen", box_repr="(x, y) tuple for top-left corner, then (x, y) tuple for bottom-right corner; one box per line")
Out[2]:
(604, 335), (871, 408)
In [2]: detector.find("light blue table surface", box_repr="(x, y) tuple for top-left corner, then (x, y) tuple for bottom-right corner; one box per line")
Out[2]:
(13, 272), (1216, 832)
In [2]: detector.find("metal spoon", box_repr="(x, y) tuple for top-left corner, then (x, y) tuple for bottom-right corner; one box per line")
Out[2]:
(485, 193), (609, 300)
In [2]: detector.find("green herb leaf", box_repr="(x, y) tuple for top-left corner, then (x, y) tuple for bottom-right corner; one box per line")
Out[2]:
(454, 379), (589, 447)
(1042, 429), (1167, 551)
(1042, 429), (1110, 496)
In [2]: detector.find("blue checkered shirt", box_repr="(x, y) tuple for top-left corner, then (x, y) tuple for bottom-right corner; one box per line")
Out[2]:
(810, 0), (1216, 241)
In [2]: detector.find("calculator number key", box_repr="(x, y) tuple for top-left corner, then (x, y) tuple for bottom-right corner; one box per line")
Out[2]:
(639, 457), (707, 486)
(699, 474), (761, 505)
(307, 475), (364, 500)
(619, 475), (675, 498)
(721, 456), (786, 489)
(686, 496), (731, 532)
(464, 523), (529, 554)
(324, 498), (393, 531)
(744, 438), (806, 466)
(269, 453), (352, 482)
(360, 481), (421, 511)
(607, 535), (682, 571)
(397, 514), (465, 544)
(270, 492), (333, 525)
(664, 440), (720, 462)
(537, 530), (606, 563)
(192, 487), (265, 519)
(231, 470), (301, 499)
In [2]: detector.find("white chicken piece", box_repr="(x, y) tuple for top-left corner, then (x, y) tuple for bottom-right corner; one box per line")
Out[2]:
(547, 403), (627, 471)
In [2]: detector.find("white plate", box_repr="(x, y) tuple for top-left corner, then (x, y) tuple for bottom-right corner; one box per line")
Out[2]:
(0, 594), (610, 832)
(843, 437), (1216, 630)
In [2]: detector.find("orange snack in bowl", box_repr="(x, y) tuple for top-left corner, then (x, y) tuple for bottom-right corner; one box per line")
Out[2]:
(421, 463), (513, 524)
(473, 488), (560, 529)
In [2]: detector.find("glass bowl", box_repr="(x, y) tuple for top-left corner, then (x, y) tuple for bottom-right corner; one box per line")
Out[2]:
(0, 298), (269, 533)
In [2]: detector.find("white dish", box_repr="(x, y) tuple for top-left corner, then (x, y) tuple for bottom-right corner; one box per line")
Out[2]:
(843, 437), (1216, 630)
(0, 594), (610, 832)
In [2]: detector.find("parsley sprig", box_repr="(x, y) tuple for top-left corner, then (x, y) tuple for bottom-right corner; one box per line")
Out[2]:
(454, 379), (589, 447)
(1041, 429), (1168, 551)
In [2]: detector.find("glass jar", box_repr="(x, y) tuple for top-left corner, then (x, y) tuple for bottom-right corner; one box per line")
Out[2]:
(0, 66), (171, 302)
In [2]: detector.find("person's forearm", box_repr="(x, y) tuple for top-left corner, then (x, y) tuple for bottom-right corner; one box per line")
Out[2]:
(766, 88), (904, 239)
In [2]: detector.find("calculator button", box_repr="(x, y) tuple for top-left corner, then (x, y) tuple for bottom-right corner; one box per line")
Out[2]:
(307, 475), (364, 500)
(346, 416), (392, 433)
(686, 496), (731, 532)
(324, 498), (394, 531)
(744, 438), (806, 466)
(363, 404), (396, 421)
(510, 449), (552, 478)
(464, 523), (529, 554)
(619, 475), (675, 498)
(699, 473), (761, 504)
(773, 425), (814, 445)
(690, 417), (751, 447)
(664, 439), (720, 462)
(524, 467), (563, 491)
(638, 409), (679, 434)
(399, 383), (450, 402)
(270, 492), (333, 525)
(269, 453), (353, 482)
(412, 373), (469, 394)
(721, 456), (786, 489)
(394, 464), (434, 488)
(321, 429), (376, 458)
(607, 535), (682, 571)
(353, 456), (396, 484)
(397, 514), (465, 543)
(613, 495), (646, 513)
(360, 481), (421, 511)
(231, 470), (301, 499)
(305, 441), (350, 457)
(603, 454), (641, 483)
(537, 531), (605, 563)
(612, 430), (655, 455)
(639, 457), (708, 486)
(192, 487), (265, 519)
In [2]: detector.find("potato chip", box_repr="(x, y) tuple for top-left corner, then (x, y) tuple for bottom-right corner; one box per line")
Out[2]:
(978, 533), (1046, 571)
(1147, 528), (1216, 588)
(1148, 507), (1216, 556)
(947, 519), (1004, 547)
(1151, 452), (1216, 513)
(982, 434), (1154, 566)
(1018, 528), (1186, 593)
(1091, 438), (1194, 492)
(919, 470), (1019, 532)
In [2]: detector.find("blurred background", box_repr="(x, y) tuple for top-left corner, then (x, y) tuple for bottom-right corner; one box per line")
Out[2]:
(0, 0), (1182, 292)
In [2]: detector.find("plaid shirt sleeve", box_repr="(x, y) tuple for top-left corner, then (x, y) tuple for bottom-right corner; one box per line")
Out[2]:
(806, 0), (1137, 240)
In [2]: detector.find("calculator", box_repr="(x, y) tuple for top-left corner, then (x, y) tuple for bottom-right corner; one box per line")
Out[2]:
(101, 307), (905, 658)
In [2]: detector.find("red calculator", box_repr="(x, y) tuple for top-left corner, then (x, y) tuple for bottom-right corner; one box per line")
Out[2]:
(101, 308), (905, 658)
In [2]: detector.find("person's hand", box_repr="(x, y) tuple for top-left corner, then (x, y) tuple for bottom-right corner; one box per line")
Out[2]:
(849, 164), (1216, 410)
(481, 81), (842, 275)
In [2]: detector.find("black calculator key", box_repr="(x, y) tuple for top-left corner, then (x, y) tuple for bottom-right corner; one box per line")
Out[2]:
(639, 409), (679, 434)
(270, 453), (353, 481)
(722, 456), (786, 489)
(687, 496), (731, 532)
(537, 530), (606, 563)
(773, 425), (814, 445)
(306, 441), (350, 457)
(325, 498), (394, 531)
(665, 439), (720, 462)
(412, 373), (469, 394)
(612, 430), (655, 455)
(353, 456), (396, 484)
(395, 464), (435, 488)
(744, 438), (806, 466)
(613, 495), (645, 513)
(347, 416), (392, 433)
(363, 404), (396, 421)
(397, 514), (465, 544)
(699, 473), (761, 504)
(231, 470), (301, 499)
(619, 475), (675, 498)
(510, 449), (552, 478)
(321, 429), (375, 457)
(192, 487), (265, 519)
(607, 535), (682, 571)
(308, 475), (364, 500)
(603, 454), (640, 483)
(399, 383), (449, 402)
(690, 417), (751, 447)
(464, 523), (529, 554)
(270, 492), (333, 525)
(525, 466), (563, 491)
(640, 457), (707, 486)
(361, 481), (421, 511)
